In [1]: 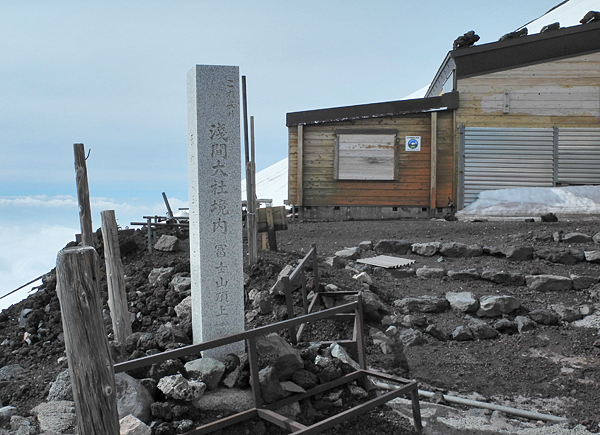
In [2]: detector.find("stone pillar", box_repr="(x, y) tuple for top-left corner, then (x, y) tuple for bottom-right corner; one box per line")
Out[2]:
(187, 65), (244, 359)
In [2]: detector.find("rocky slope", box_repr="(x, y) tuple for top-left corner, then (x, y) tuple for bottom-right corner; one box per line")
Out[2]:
(1, 217), (599, 434)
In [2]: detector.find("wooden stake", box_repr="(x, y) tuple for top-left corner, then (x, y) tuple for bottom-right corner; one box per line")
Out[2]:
(162, 192), (174, 218)
(247, 116), (258, 265)
(430, 112), (438, 210)
(100, 210), (132, 344)
(311, 243), (320, 293)
(56, 246), (119, 435)
(265, 206), (277, 252)
(74, 143), (93, 246)
(297, 124), (304, 207)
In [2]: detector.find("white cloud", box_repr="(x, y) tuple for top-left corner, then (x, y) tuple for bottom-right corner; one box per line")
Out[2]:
(0, 224), (77, 311)
(0, 194), (190, 312)
(0, 195), (77, 208)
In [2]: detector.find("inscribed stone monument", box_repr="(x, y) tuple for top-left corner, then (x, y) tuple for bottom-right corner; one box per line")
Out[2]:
(187, 65), (244, 359)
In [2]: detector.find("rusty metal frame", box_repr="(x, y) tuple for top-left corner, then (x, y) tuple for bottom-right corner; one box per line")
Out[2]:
(113, 298), (422, 434)
(281, 243), (320, 344)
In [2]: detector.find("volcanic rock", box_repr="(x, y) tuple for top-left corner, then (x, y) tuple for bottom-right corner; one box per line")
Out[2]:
(374, 239), (412, 255)
(411, 242), (441, 256)
(525, 275), (572, 291)
(503, 246), (534, 261)
(445, 292), (479, 313)
(476, 295), (520, 317)
(394, 296), (450, 314)
(562, 232), (592, 243)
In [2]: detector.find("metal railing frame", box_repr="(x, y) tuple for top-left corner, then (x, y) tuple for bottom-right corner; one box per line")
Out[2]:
(114, 299), (423, 434)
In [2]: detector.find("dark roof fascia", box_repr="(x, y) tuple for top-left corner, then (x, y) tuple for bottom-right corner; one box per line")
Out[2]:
(286, 92), (459, 127)
(451, 20), (600, 79)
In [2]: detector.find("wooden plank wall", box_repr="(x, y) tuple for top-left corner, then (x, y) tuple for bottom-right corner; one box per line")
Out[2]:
(456, 52), (600, 128)
(288, 112), (455, 207)
(435, 111), (455, 208)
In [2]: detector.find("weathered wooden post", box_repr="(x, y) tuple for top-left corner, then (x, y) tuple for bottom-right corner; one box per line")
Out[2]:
(56, 246), (119, 435)
(246, 115), (258, 265)
(73, 143), (94, 247)
(311, 243), (320, 293)
(265, 206), (277, 251)
(101, 210), (132, 344)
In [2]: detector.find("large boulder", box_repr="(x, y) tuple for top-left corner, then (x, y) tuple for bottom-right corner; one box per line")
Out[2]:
(334, 248), (359, 262)
(481, 270), (525, 286)
(258, 366), (286, 404)
(562, 232), (592, 243)
(31, 401), (76, 434)
(252, 290), (274, 315)
(515, 316), (537, 333)
(447, 269), (480, 281)
(345, 290), (391, 322)
(154, 234), (180, 252)
(411, 242), (441, 257)
(148, 267), (175, 287)
(170, 275), (192, 292)
(157, 374), (206, 401)
(269, 265), (296, 295)
(0, 364), (24, 381)
(494, 318), (518, 334)
(440, 242), (482, 258)
(174, 295), (192, 319)
(184, 358), (226, 390)
(445, 292), (479, 313)
(0, 406), (17, 424)
(425, 324), (448, 342)
(119, 414), (152, 435)
(195, 388), (254, 413)
(503, 246), (534, 261)
(584, 250), (600, 263)
(570, 274), (598, 290)
(399, 329), (428, 347)
(330, 342), (360, 370)
(529, 309), (560, 325)
(155, 324), (191, 349)
(394, 296), (450, 314)
(476, 295), (520, 317)
(255, 334), (303, 381)
(536, 248), (584, 264)
(468, 318), (499, 340)
(416, 267), (446, 279)
(116, 372), (155, 424)
(47, 369), (72, 401)
(374, 240), (412, 255)
(452, 326), (474, 341)
(551, 304), (583, 322)
(525, 275), (572, 292)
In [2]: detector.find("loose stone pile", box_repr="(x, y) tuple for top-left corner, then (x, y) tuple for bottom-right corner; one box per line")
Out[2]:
(323, 234), (600, 351)
(7, 333), (378, 435)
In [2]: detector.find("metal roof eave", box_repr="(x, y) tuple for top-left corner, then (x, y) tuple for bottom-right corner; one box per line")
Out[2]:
(286, 91), (459, 127)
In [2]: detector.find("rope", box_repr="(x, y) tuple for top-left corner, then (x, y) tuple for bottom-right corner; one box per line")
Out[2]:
(0, 275), (44, 300)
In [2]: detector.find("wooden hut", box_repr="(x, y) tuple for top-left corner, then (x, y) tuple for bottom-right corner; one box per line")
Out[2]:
(287, 19), (600, 219)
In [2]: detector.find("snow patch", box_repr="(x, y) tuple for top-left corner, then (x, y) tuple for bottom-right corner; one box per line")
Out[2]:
(457, 185), (600, 218)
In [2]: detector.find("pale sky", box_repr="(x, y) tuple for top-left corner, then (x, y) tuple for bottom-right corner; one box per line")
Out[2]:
(1, 1), (561, 204)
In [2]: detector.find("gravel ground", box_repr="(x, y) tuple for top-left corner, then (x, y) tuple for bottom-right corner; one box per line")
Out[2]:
(1, 217), (599, 434)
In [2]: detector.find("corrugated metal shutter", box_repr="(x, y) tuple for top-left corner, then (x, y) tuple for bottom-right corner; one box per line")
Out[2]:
(557, 128), (600, 185)
(462, 127), (554, 206)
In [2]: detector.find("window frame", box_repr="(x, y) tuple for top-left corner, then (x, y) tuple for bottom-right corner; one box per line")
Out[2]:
(334, 128), (398, 181)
